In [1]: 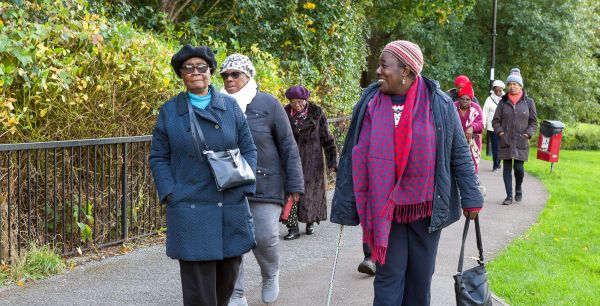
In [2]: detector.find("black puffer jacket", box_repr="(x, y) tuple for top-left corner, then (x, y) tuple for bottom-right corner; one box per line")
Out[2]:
(245, 91), (304, 204)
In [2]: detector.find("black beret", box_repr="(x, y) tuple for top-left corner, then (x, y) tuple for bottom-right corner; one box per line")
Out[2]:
(170, 44), (217, 78)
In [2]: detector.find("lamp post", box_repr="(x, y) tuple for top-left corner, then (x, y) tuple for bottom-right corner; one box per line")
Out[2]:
(489, 0), (498, 90)
(487, 0), (498, 157)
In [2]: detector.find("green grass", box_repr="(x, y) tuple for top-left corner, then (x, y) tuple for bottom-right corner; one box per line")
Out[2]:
(487, 149), (600, 305)
(0, 244), (65, 287)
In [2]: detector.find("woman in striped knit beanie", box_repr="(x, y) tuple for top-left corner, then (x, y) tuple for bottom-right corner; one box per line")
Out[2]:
(331, 40), (484, 305)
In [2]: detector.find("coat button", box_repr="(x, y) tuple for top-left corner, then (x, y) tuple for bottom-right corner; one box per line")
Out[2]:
(215, 124), (220, 129)
(190, 204), (195, 208)
(217, 202), (223, 207)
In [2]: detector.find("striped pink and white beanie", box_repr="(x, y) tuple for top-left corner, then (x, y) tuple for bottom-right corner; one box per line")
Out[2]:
(382, 40), (424, 75)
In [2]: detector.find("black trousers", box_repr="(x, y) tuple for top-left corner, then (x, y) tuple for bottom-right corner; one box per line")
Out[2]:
(502, 159), (525, 197)
(487, 130), (501, 170)
(364, 243), (372, 260)
(179, 256), (242, 306)
(373, 218), (441, 306)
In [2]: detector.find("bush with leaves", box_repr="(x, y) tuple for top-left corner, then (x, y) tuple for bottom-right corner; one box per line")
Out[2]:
(0, 0), (285, 142)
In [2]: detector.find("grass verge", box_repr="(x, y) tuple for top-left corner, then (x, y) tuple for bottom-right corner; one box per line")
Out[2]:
(0, 244), (66, 287)
(487, 149), (599, 305)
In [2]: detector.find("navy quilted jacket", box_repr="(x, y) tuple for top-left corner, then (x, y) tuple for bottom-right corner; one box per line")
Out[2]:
(331, 78), (483, 232)
(150, 86), (258, 261)
(245, 91), (304, 204)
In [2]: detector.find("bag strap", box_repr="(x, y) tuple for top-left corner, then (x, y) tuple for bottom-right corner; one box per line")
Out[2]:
(186, 95), (210, 160)
(457, 216), (485, 273)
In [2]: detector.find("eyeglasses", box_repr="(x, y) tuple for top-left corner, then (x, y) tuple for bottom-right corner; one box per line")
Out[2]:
(180, 64), (209, 74)
(220, 71), (243, 80)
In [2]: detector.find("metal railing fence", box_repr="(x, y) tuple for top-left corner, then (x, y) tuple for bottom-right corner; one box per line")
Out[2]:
(0, 136), (164, 262)
(0, 117), (350, 261)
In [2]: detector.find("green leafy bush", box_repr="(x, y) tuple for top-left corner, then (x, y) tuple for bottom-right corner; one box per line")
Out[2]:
(0, 0), (286, 143)
(559, 123), (600, 151)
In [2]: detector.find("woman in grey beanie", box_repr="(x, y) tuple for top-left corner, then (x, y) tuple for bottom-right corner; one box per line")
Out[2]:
(492, 68), (538, 205)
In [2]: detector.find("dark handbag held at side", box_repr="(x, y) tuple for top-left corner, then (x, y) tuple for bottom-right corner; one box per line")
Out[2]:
(187, 99), (255, 191)
(454, 216), (492, 306)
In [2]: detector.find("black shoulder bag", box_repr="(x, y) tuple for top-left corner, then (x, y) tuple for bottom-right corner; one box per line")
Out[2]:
(454, 216), (493, 306)
(187, 100), (255, 191)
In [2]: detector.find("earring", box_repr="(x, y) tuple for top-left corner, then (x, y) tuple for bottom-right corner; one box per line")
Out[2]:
(402, 78), (406, 85)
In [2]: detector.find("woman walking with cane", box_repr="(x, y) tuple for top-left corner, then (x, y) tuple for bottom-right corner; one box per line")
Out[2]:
(331, 40), (483, 305)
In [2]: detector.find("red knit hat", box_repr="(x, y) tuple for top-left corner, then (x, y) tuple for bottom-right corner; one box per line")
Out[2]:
(382, 40), (424, 75)
(454, 75), (470, 88)
(458, 81), (474, 99)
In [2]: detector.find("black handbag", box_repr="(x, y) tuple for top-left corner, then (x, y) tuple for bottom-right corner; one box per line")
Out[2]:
(187, 99), (255, 191)
(454, 216), (492, 306)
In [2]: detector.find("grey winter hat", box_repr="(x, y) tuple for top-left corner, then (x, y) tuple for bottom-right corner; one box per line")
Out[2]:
(506, 68), (523, 87)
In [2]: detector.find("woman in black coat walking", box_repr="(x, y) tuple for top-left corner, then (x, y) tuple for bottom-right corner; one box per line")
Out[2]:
(492, 68), (538, 205)
(283, 85), (337, 240)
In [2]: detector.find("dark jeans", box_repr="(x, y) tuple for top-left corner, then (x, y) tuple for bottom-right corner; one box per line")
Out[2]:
(364, 243), (372, 260)
(179, 256), (242, 306)
(502, 159), (525, 197)
(373, 218), (441, 306)
(487, 130), (500, 170)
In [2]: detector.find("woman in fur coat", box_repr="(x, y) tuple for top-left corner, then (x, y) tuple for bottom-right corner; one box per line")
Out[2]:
(283, 85), (337, 240)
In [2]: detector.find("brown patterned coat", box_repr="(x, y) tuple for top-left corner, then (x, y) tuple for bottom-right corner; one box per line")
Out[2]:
(284, 102), (337, 223)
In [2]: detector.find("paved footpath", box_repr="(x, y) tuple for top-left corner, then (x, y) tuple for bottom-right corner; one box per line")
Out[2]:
(0, 160), (547, 305)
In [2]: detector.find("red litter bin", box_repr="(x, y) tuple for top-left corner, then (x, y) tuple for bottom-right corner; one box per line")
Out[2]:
(537, 120), (565, 171)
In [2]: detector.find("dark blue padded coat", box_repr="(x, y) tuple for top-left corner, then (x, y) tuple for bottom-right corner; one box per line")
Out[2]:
(150, 86), (258, 261)
(331, 77), (483, 232)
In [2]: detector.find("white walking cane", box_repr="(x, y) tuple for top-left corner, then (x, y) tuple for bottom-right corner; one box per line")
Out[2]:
(326, 224), (345, 306)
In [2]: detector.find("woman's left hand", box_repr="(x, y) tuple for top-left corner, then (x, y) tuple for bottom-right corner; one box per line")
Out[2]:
(463, 209), (479, 220)
(465, 126), (474, 142)
(289, 193), (301, 203)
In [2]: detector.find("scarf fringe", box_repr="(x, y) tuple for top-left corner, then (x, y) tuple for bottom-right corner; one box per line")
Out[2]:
(370, 245), (388, 265)
(394, 201), (433, 223)
(362, 228), (388, 265)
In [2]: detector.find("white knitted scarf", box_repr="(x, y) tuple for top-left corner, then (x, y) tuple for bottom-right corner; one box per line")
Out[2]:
(220, 78), (258, 114)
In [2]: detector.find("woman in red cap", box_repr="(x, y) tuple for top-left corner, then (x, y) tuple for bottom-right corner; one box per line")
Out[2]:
(447, 75), (479, 103)
(454, 81), (484, 174)
(282, 85), (337, 240)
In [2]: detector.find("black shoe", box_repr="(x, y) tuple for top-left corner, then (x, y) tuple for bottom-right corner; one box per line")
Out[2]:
(306, 223), (315, 235)
(502, 197), (513, 205)
(358, 259), (376, 276)
(515, 191), (523, 202)
(284, 228), (300, 240)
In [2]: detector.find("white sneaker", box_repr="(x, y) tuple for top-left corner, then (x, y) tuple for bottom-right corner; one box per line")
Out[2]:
(261, 272), (279, 304)
(228, 294), (248, 306)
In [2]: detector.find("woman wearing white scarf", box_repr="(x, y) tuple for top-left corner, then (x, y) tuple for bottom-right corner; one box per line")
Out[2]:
(220, 76), (258, 113)
(220, 54), (304, 306)
(482, 80), (505, 172)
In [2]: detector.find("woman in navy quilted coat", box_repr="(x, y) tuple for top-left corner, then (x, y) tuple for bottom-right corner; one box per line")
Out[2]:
(150, 45), (257, 306)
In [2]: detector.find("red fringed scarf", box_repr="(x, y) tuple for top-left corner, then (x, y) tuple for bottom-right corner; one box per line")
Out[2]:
(352, 76), (436, 264)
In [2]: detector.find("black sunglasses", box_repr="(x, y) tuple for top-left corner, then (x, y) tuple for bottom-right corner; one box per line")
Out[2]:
(220, 71), (244, 80)
(180, 64), (209, 74)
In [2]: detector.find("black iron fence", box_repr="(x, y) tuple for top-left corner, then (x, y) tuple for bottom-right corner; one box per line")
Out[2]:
(0, 117), (350, 261)
(0, 136), (164, 262)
